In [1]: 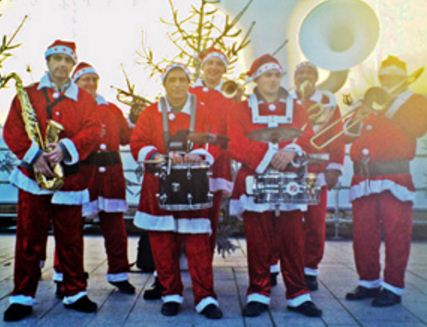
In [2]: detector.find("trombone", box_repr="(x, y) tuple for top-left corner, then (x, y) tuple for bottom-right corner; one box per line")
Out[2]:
(309, 67), (425, 150)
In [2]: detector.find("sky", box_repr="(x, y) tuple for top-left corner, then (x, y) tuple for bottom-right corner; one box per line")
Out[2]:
(1, 0), (427, 123)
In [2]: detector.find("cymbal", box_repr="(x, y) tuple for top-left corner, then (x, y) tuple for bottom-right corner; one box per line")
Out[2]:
(307, 153), (330, 163)
(187, 132), (229, 145)
(246, 127), (302, 143)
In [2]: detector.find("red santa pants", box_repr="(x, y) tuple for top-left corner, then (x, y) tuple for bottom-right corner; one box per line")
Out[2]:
(13, 190), (86, 297)
(149, 231), (217, 306)
(208, 191), (223, 255)
(243, 210), (309, 302)
(54, 211), (129, 278)
(352, 191), (413, 290)
(303, 186), (328, 274)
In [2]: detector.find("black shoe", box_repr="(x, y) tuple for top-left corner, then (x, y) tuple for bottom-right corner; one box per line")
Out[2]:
(143, 277), (164, 300)
(288, 301), (322, 317)
(345, 286), (380, 301)
(372, 289), (401, 307)
(55, 282), (64, 299)
(4, 304), (33, 322)
(64, 295), (98, 313)
(242, 301), (269, 317)
(305, 275), (318, 291)
(161, 302), (180, 316)
(200, 304), (223, 319)
(109, 280), (136, 294)
(270, 272), (278, 287)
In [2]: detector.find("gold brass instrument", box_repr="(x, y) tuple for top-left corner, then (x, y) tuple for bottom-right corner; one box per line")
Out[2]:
(111, 86), (152, 124)
(309, 67), (425, 150)
(5, 73), (64, 190)
(297, 80), (324, 124)
(220, 79), (243, 99)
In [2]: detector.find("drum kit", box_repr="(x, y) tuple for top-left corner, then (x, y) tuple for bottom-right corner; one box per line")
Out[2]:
(144, 127), (325, 212)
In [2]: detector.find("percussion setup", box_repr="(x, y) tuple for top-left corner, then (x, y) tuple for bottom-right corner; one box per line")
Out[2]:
(143, 128), (327, 213)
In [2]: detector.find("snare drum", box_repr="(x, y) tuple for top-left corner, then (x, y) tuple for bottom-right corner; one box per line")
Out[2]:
(245, 170), (320, 206)
(156, 162), (213, 211)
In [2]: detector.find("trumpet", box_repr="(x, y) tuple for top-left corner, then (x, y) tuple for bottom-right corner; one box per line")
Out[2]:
(309, 67), (425, 150)
(111, 86), (152, 124)
(221, 79), (244, 99)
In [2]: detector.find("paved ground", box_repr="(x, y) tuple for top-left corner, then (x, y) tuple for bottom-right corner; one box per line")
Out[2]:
(0, 235), (426, 326)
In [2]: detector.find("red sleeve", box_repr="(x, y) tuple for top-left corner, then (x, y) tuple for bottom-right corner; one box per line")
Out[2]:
(130, 104), (158, 162)
(112, 104), (131, 146)
(391, 94), (427, 138)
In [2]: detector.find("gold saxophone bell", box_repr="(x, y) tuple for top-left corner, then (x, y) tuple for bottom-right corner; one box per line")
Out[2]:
(6, 73), (65, 191)
(35, 120), (65, 191)
(297, 80), (324, 124)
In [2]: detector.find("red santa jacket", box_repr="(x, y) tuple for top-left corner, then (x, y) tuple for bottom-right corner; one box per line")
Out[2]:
(291, 89), (345, 185)
(190, 84), (233, 193)
(3, 74), (100, 205)
(82, 95), (131, 216)
(227, 89), (314, 215)
(344, 91), (427, 202)
(130, 94), (216, 234)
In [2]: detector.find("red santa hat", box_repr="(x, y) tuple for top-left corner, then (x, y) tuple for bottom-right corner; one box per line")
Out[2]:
(162, 63), (192, 83)
(199, 48), (228, 67)
(295, 61), (319, 80)
(247, 54), (284, 81)
(72, 62), (99, 82)
(379, 55), (407, 77)
(44, 39), (77, 63)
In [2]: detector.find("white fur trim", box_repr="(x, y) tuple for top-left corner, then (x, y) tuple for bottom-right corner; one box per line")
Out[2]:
(162, 294), (184, 304)
(45, 45), (77, 62)
(53, 271), (64, 282)
(270, 263), (280, 273)
(256, 143), (278, 174)
(23, 141), (41, 164)
(316, 172), (326, 187)
(9, 168), (53, 195)
(60, 138), (79, 165)
(385, 91), (412, 119)
(287, 293), (312, 308)
(195, 296), (219, 313)
(247, 293), (270, 305)
(106, 272), (129, 282)
(234, 194), (307, 214)
(73, 67), (98, 83)
(209, 177), (233, 193)
(189, 148), (214, 166)
(202, 52), (228, 66)
(229, 199), (244, 216)
(350, 179), (415, 203)
(250, 63), (283, 81)
(9, 295), (36, 306)
(304, 267), (319, 276)
(63, 291), (87, 305)
(138, 146), (157, 163)
(382, 281), (404, 296)
(162, 64), (191, 83)
(51, 189), (89, 205)
(133, 211), (211, 234)
(82, 197), (128, 216)
(358, 279), (382, 289)
(326, 163), (343, 173)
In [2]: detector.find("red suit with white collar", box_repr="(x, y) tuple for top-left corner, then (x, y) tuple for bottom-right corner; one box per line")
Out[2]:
(345, 90), (427, 295)
(190, 84), (233, 255)
(130, 94), (219, 312)
(3, 74), (100, 306)
(292, 89), (345, 277)
(228, 89), (315, 308)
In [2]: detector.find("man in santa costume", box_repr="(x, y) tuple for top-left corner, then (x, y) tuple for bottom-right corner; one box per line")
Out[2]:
(3, 40), (100, 321)
(344, 55), (427, 306)
(52, 62), (135, 295)
(290, 61), (345, 291)
(130, 63), (223, 319)
(228, 54), (322, 317)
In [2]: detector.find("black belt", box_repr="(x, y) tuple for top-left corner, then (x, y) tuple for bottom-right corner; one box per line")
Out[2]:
(353, 161), (410, 177)
(20, 162), (79, 177)
(82, 151), (121, 166)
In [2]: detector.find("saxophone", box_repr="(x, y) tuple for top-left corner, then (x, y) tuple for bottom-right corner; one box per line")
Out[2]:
(6, 73), (65, 190)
